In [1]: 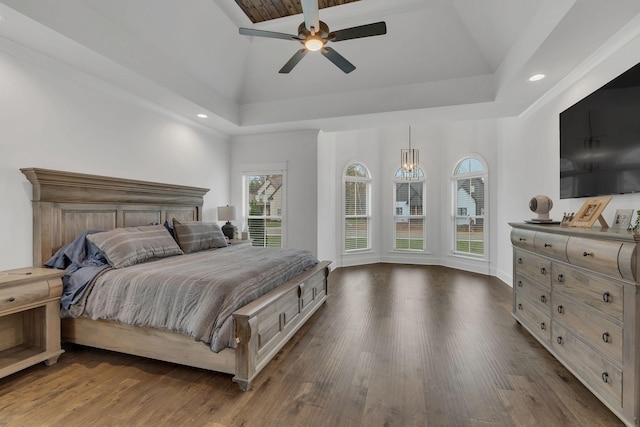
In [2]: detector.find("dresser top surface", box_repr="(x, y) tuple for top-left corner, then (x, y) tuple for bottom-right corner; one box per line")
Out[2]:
(509, 222), (638, 243)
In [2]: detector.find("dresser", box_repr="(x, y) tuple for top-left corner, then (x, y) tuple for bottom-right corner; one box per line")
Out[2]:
(510, 223), (640, 426)
(0, 267), (65, 379)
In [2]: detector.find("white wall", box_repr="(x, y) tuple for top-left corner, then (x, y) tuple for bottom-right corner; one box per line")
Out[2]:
(229, 130), (319, 255)
(495, 26), (640, 286)
(0, 42), (230, 271)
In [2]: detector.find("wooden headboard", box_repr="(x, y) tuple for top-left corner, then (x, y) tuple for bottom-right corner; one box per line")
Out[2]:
(21, 168), (209, 266)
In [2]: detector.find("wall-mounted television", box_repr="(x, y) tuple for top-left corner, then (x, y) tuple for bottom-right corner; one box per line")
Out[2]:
(560, 61), (640, 199)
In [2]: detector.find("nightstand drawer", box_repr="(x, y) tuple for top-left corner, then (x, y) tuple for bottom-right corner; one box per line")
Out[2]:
(0, 281), (50, 312)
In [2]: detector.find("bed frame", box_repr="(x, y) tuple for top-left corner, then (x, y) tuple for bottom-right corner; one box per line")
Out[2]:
(21, 168), (330, 391)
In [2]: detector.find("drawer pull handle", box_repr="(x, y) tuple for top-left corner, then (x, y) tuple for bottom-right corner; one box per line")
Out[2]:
(602, 332), (610, 343)
(8, 297), (16, 302)
(517, 258), (523, 264)
(583, 251), (593, 257)
(544, 243), (552, 248)
(517, 303), (523, 311)
(557, 305), (564, 314)
(540, 322), (546, 330)
(557, 336), (563, 345)
(603, 292), (611, 303)
(540, 295), (546, 303)
(540, 267), (546, 275)
(557, 274), (564, 283)
(519, 238), (526, 241)
(517, 281), (523, 287)
(602, 372), (609, 384)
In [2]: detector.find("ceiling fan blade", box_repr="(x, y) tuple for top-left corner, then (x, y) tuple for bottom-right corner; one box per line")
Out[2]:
(321, 47), (355, 74)
(301, 0), (320, 33)
(239, 27), (299, 41)
(279, 49), (309, 74)
(331, 22), (387, 42)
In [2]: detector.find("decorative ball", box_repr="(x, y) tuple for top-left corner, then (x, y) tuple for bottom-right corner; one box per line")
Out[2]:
(529, 195), (553, 214)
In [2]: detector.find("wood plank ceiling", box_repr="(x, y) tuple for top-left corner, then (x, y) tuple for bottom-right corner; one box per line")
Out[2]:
(235, 0), (360, 23)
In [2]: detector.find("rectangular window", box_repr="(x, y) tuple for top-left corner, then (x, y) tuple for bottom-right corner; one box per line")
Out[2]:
(245, 173), (284, 248)
(344, 181), (369, 251)
(394, 181), (424, 251)
(454, 177), (485, 255)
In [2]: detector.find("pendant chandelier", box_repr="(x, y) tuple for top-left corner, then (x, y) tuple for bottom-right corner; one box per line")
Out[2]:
(400, 126), (419, 179)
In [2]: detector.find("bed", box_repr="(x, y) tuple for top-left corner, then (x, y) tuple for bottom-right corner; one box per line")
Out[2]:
(21, 167), (331, 391)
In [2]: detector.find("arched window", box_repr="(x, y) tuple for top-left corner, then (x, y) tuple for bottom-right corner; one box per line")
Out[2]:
(344, 162), (371, 252)
(393, 167), (425, 251)
(452, 157), (487, 256)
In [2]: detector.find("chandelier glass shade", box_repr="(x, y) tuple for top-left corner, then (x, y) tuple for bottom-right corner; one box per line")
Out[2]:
(400, 126), (420, 179)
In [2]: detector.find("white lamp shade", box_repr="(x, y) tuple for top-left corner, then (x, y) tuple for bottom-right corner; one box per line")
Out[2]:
(217, 205), (237, 222)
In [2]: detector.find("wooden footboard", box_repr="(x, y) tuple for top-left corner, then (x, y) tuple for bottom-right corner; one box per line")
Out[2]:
(233, 261), (331, 390)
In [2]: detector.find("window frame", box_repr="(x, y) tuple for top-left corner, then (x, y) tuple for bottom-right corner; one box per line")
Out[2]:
(393, 167), (426, 252)
(242, 166), (287, 248)
(343, 162), (372, 253)
(451, 156), (488, 259)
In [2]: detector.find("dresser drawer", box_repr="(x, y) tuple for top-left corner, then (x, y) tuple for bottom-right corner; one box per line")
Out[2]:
(511, 229), (536, 251)
(567, 237), (622, 280)
(0, 281), (50, 312)
(553, 293), (622, 364)
(553, 264), (623, 321)
(534, 232), (569, 263)
(552, 322), (622, 406)
(515, 293), (550, 344)
(515, 275), (550, 314)
(514, 249), (551, 288)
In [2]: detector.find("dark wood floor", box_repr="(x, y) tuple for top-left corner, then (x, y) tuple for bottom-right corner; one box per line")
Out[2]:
(0, 264), (624, 426)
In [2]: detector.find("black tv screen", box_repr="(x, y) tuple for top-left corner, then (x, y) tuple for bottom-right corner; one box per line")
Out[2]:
(560, 61), (640, 199)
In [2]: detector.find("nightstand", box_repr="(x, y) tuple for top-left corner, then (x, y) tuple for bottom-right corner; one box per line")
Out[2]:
(0, 267), (65, 379)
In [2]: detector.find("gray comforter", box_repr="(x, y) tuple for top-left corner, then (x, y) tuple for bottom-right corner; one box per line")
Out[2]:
(65, 245), (318, 352)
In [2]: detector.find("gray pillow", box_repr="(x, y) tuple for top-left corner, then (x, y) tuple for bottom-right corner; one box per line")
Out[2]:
(172, 219), (228, 254)
(87, 225), (183, 268)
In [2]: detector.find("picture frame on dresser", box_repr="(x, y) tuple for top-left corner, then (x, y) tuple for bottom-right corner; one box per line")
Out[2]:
(568, 196), (612, 228)
(611, 209), (633, 229)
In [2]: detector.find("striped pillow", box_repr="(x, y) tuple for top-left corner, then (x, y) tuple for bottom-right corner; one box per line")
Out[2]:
(172, 219), (228, 254)
(87, 225), (183, 268)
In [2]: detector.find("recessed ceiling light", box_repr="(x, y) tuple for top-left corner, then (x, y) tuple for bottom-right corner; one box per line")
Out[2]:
(528, 74), (546, 82)
(197, 113), (208, 119)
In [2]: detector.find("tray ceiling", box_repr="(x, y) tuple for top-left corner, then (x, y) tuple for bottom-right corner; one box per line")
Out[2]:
(236, 0), (360, 23)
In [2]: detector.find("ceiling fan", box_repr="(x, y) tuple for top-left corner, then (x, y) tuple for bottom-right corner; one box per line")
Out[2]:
(239, 0), (387, 74)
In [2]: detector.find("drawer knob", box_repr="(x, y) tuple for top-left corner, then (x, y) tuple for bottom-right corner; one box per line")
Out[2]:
(557, 274), (564, 283)
(557, 336), (563, 345)
(8, 297), (15, 302)
(519, 238), (526, 241)
(517, 281), (523, 287)
(557, 305), (564, 314)
(517, 258), (523, 264)
(602, 292), (612, 303)
(517, 303), (523, 310)
(540, 295), (546, 303)
(540, 267), (546, 275)
(583, 251), (593, 257)
(544, 243), (552, 248)
(602, 332), (610, 343)
(540, 322), (546, 330)
(602, 372), (609, 384)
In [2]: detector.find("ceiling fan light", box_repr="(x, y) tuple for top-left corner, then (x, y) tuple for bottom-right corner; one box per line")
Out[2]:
(305, 38), (324, 52)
